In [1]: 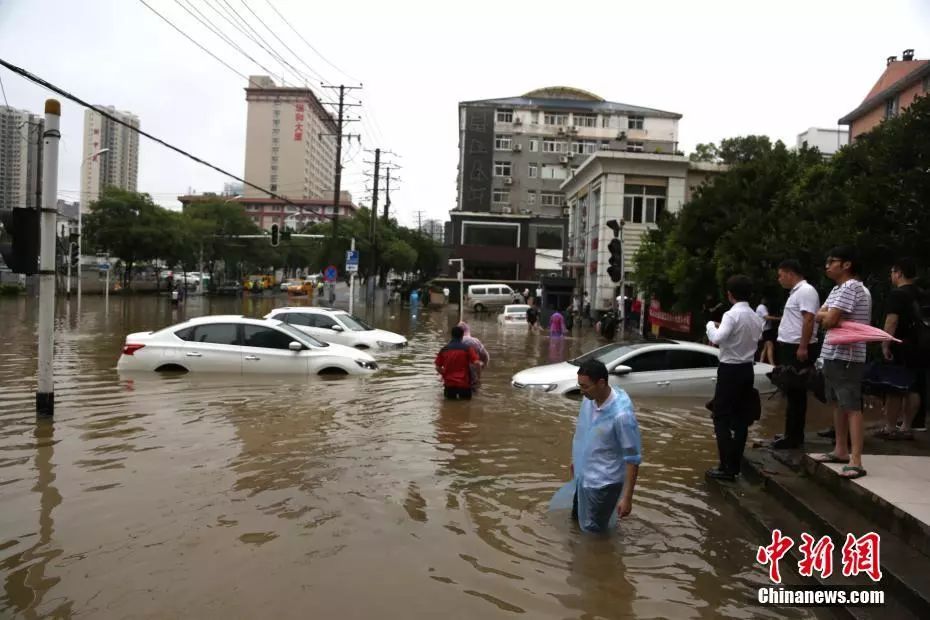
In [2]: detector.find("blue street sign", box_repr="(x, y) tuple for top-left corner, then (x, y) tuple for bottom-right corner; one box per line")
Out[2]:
(346, 250), (359, 272)
(98, 263), (110, 271)
(324, 265), (338, 282)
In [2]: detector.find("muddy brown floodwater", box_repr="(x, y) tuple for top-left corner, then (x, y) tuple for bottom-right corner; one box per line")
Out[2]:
(0, 293), (818, 618)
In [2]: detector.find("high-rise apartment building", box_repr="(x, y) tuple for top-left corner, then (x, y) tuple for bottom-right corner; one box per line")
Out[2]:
(451, 86), (681, 280)
(0, 106), (44, 210)
(80, 106), (140, 212)
(243, 75), (337, 200)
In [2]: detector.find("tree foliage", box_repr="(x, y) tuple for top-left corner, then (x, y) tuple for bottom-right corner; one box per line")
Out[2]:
(636, 96), (930, 320)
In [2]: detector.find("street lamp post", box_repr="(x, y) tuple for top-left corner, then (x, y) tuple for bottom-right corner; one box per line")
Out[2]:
(448, 258), (464, 324)
(78, 147), (110, 301)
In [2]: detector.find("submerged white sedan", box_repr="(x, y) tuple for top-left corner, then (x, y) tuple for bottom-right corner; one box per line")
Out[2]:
(511, 340), (775, 398)
(117, 315), (379, 376)
(497, 304), (530, 327)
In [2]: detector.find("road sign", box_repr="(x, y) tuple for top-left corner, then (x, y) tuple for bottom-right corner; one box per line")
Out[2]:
(324, 265), (338, 282)
(98, 263), (110, 271)
(346, 250), (359, 273)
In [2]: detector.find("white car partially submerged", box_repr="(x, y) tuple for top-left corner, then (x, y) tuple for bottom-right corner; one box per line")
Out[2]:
(511, 340), (775, 398)
(497, 304), (530, 327)
(117, 315), (378, 376)
(264, 307), (407, 350)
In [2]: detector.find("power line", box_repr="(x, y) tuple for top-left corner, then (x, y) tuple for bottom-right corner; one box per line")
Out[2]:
(239, 0), (328, 85)
(0, 57), (336, 223)
(263, 0), (359, 84)
(137, 0), (248, 80)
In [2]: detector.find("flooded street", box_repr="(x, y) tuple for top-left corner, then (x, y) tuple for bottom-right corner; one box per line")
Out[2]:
(0, 293), (815, 619)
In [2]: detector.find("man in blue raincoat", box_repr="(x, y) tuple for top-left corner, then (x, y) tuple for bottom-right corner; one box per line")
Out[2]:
(570, 359), (642, 533)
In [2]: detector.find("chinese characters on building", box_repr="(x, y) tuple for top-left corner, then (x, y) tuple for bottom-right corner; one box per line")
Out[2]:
(294, 102), (304, 141)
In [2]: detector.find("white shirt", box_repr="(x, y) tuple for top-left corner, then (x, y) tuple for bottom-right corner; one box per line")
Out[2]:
(756, 304), (772, 331)
(706, 302), (764, 364)
(777, 280), (820, 344)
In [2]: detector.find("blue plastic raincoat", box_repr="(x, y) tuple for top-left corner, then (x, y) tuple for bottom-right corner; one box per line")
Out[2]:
(571, 387), (642, 532)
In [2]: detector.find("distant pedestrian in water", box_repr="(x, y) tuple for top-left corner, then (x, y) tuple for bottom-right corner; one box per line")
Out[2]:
(549, 308), (566, 337)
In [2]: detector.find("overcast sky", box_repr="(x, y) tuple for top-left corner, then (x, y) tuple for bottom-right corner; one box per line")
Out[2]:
(1, 0), (929, 228)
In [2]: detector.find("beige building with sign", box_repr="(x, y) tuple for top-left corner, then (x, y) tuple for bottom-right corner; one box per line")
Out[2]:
(243, 75), (337, 200)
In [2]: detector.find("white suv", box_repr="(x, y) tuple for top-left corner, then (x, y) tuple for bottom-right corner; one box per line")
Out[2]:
(265, 307), (408, 350)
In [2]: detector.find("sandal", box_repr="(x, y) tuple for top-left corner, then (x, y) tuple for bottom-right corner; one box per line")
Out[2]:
(812, 452), (850, 464)
(840, 465), (867, 479)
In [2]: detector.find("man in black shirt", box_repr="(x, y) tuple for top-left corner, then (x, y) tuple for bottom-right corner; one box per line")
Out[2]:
(879, 258), (926, 437)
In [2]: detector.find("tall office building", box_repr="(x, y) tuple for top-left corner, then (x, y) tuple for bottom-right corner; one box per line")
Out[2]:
(80, 106), (140, 212)
(0, 105), (44, 210)
(243, 75), (337, 200)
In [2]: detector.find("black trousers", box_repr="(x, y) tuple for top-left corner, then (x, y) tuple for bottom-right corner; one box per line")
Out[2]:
(444, 386), (472, 400)
(713, 362), (755, 474)
(776, 341), (820, 443)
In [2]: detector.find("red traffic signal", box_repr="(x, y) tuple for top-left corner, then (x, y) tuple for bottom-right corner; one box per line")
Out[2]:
(607, 237), (623, 283)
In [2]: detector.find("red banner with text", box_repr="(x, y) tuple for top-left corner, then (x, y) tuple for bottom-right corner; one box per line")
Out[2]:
(649, 299), (692, 334)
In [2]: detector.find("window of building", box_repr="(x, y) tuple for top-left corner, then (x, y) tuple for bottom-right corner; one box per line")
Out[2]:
(270, 184), (277, 191)
(271, 165), (278, 171)
(601, 115), (611, 128)
(273, 119), (280, 127)
(492, 189), (510, 204)
(272, 128), (280, 135)
(529, 224), (563, 249)
(626, 141), (644, 153)
(884, 96), (899, 119)
(528, 163), (538, 178)
(527, 191), (536, 205)
(496, 109), (513, 123)
(273, 109), (280, 117)
(494, 161), (512, 177)
(462, 222), (519, 246)
(541, 164), (568, 180)
(540, 192), (565, 206)
(495, 135), (513, 150)
(543, 138), (566, 153)
(628, 115), (644, 130)
(271, 174), (278, 182)
(544, 113), (568, 126)
(573, 114), (596, 128)
(924, 75), (930, 93)
(623, 184), (667, 224)
(571, 140), (597, 155)
(529, 139), (538, 152)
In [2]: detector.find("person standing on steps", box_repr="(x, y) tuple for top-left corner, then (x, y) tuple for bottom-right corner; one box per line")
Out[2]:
(705, 275), (765, 481)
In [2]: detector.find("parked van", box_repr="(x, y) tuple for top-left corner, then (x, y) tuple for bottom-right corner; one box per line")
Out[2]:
(466, 283), (519, 312)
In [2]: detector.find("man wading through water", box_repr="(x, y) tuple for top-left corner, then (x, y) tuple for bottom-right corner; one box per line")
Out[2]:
(570, 360), (642, 533)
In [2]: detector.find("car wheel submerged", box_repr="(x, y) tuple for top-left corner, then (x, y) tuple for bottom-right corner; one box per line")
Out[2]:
(318, 367), (349, 376)
(154, 364), (188, 373)
(473, 303), (485, 313)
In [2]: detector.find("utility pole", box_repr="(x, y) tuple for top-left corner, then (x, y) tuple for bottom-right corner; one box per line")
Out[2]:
(415, 210), (424, 233)
(37, 100), (61, 417)
(364, 148), (381, 305)
(321, 84), (361, 237)
(382, 167), (391, 224)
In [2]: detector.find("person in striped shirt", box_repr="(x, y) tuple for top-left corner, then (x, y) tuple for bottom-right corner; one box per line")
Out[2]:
(813, 246), (872, 479)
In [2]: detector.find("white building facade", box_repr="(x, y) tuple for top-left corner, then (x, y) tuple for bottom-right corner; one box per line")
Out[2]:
(0, 106), (44, 210)
(561, 152), (726, 312)
(80, 106), (140, 212)
(796, 127), (849, 156)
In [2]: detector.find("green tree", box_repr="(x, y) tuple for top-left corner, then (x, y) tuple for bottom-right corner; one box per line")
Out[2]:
(689, 142), (719, 163)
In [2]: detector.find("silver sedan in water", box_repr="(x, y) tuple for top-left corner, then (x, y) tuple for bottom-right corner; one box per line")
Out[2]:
(511, 340), (775, 398)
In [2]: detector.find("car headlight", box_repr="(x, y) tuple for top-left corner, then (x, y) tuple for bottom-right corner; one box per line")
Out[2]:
(376, 340), (406, 348)
(515, 383), (557, 392)
(355, 360), (378, 370)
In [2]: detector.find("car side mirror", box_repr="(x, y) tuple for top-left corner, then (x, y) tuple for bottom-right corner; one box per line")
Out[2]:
(611, 365), (632, 376)
(331, 325), (344, 332)
(289, 341), (303, 351)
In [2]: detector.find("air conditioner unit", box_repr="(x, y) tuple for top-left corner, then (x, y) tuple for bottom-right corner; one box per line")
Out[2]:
(557, 127), (565, 134)
(512, 144), (522, 152)
(568, 126), (578, 133)
(520, 208), (532, 214)
(504, 177), (513, 185)
(513, 117), (523, 125)
(559, 156), (569, 164)
(617, 131), (627, 141)
(501, 207), (513, 214)
(567, 152), (575, 159)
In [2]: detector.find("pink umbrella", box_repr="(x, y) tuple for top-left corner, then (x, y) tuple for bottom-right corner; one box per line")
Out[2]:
(825, 321), (901, 345)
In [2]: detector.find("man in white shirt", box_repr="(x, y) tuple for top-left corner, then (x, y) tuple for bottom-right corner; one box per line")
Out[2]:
(706, 275), (765, 480)
(772, 259), (821, 449)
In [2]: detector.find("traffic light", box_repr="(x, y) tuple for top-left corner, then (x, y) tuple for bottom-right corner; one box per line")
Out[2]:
(0, 208), (40, 275)
(70, 241), (79, 269)
(270, 223), (280, 247)
(607, 238), (623, 283)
